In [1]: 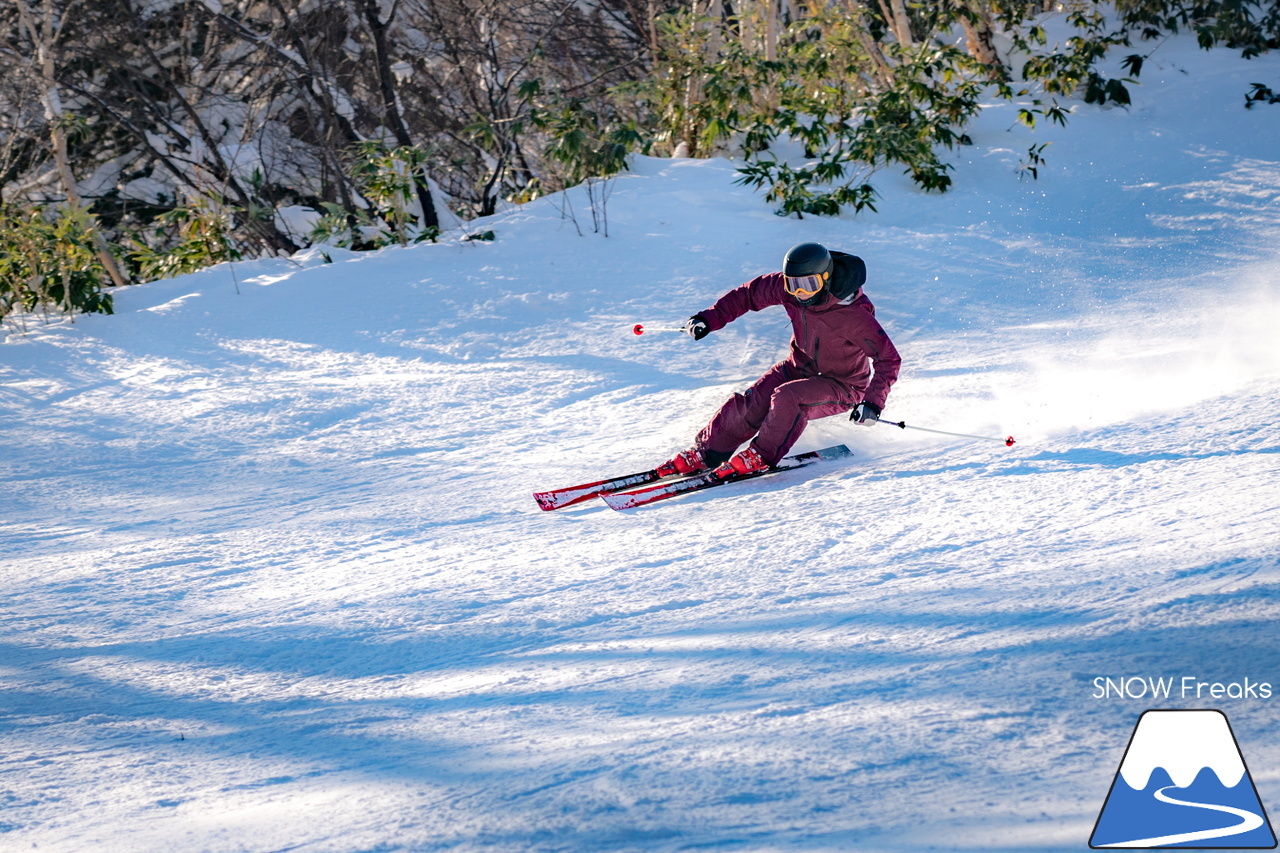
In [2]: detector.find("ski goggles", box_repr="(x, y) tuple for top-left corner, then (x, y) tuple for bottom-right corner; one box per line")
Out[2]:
(784, 271), (828, 299)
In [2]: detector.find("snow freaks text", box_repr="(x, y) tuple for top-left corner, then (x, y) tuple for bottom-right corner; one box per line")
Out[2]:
(1092, 676), (1274, 701)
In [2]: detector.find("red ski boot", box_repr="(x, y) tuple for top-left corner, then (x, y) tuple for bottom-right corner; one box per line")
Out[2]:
(656, 448), (708, 478)
(713, 445), (770, 479)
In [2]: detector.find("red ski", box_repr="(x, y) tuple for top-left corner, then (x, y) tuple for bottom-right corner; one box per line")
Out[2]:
(534, 468), (667, 511)
(600, 444), (852, 510)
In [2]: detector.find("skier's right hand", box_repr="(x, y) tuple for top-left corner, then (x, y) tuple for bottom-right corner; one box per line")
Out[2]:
(850, 402), (881, 424)
(686, 315), (710, 341)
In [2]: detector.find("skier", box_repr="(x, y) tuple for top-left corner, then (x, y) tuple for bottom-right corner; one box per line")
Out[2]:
(658, 242), (901, 480)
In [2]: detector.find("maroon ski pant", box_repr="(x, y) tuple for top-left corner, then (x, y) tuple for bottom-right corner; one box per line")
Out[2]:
(695, 362), (854, 465)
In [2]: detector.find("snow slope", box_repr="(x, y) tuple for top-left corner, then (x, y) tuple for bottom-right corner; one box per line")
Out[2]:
(3, 30), (1280, 853)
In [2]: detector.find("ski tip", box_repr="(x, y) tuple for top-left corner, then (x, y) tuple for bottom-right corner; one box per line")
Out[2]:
(601, 493), (636, 511)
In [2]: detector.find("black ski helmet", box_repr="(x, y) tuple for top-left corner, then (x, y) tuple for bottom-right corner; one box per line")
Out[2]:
(783, 242), (833, 277)
(782, 242), (833, 305)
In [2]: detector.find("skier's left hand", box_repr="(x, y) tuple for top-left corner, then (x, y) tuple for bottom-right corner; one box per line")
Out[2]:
(686, 315), (710, 340)
(850, 402), (880, 424)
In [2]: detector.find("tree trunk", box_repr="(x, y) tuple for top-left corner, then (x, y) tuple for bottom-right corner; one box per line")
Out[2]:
(15, 0), (129, 289)
(960, 5), (1000, 72)
(764, 0), (779, 63)
(889, 0), (913, 46)
(359, 0), (440, 231)
(875, 0), (912, 47)
(850, 3), (896, 89)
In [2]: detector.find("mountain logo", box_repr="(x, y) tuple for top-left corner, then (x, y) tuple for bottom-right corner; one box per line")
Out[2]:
(1091, 709), (1277, 849)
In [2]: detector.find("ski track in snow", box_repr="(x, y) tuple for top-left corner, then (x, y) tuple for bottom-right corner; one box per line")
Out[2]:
(3, 31), (1280, 853)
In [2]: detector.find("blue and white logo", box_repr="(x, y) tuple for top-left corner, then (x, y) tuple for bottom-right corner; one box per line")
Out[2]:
(1091, 710), (1277, 848)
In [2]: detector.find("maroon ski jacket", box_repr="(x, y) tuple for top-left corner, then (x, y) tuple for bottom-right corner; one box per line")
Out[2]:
(699, 272), (901, 410)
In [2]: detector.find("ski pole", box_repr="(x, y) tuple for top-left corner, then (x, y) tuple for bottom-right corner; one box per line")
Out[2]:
(632, 323), (689, 335)
(871, 414), (1016, 447)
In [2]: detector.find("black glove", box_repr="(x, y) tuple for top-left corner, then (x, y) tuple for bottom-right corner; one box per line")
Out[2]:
(849, 401), (880, 424)
(686, 315), (710, 341)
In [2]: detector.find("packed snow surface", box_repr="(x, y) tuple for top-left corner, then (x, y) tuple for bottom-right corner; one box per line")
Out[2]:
(3, 30), (1280, 853)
